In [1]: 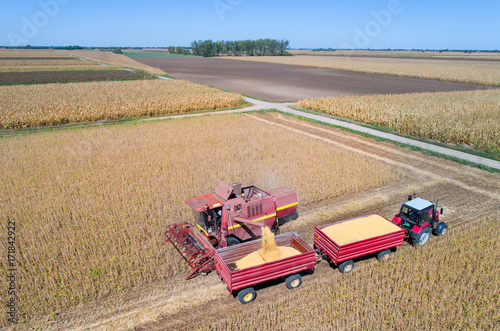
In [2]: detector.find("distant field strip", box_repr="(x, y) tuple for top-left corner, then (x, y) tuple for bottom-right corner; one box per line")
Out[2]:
(224, 55), (500, 86)
(0, 80), (245, 128)
(298, 89), (500, 155)
(67, 49), (167, 75)
(0, 69), (156, 86)
(0, 59), (106, 72)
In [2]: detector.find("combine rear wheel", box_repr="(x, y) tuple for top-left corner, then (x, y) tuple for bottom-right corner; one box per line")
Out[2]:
(285, 274), (302, 289)
(238, 287), (256, 304)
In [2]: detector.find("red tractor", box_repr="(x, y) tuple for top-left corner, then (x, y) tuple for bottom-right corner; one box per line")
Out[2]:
(392, 194), (448, 246)
(165, 181), (299, 279)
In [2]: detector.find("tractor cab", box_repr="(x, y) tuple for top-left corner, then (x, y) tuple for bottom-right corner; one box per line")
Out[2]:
(393, 195), (447, 246)
(398, 197), (436, 229)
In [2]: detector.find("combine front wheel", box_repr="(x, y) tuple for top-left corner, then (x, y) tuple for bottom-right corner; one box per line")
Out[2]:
(227, 237), (240, 246)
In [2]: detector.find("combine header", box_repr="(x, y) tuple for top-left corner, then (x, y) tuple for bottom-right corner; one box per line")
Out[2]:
(165, 181), (299, 279)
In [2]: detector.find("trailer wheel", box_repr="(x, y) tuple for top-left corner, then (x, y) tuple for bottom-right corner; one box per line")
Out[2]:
(227, 236), (240, 246)
(285, 274), (302, 289)
(376, 250), (392, 262)
(238, 287), (256, 304)
(338, 260), (354, 274)
(433, 222), (448, 236)
(413, 227), (431, 246)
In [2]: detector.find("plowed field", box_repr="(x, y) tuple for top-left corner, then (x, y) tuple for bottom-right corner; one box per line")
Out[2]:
(134, 57), (492, 101)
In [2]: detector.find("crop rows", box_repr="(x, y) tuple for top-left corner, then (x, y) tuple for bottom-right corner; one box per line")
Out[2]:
(204, 215), (499, 330)
(0, 114), (397, 326)
(0, 59), (104, 72)
(0, 49), (70, 58)
(225, 55), (500, 86)
(298, 89), (500, 155)
(0, 69), (156, 86)
(289, 49), (500, 60)
(0, 79), (244, 128)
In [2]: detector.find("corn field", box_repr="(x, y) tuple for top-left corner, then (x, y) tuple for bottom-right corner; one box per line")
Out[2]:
(225, 55), (500, 86)
(0, 79), (245, 128)
(203, 215), (500, 330)
(298, 89), (500, 155)
(0, 114), (397, 326)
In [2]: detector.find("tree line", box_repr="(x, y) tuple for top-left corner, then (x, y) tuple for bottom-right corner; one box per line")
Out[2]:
(190, 39), (291, 57)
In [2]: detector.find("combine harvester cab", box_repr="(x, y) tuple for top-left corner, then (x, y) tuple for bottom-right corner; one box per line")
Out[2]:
(165, 180), (299, 279)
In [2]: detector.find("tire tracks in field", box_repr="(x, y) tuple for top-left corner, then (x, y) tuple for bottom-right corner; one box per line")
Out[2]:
(245, 113), (500, 201)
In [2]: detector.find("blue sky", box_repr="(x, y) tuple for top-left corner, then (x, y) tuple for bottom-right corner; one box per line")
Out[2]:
(1, 0), (499, 49)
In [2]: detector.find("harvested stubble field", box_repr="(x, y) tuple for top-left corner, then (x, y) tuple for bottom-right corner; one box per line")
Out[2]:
(0, 69), (156, 86)
(224, 55), (500, 86)
(0, 114), (397, 327)
(67, 49), (167, 75)
(298, 89), (500, 156)
(0, 50), (104, 72)
(0, 79), (244, 128)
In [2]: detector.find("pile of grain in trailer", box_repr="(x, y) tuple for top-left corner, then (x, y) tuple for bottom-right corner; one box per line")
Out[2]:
(234, 227), (301, 270)
(321, 214), (402, 245)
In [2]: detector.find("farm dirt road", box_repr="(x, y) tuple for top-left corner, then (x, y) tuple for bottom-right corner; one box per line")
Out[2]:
(29, 113), (500, 331)
(134, 56), (492, 101)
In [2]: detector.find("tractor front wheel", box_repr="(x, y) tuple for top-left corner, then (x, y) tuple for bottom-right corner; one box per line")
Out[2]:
(238, 287), (256, 304)
(433, 222), (448, 236)
(413, 227), (431, 246)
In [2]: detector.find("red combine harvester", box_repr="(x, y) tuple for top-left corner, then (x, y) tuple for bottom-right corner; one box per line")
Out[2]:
(392, 194), (447, 246)
(165, 181), (299, 279)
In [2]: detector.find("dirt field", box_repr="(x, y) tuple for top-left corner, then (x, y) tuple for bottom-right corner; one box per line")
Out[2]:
(134, 57), (492, 101)
(15, 112), (499, 330)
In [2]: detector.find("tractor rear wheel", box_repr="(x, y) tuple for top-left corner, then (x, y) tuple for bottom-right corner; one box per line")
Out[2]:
(433, 222), (448, 236)
(338, 260), (354, 274)
(238, 287), (256, 304)
(376, 249), (391, 262)
(285, 274), (302, 289)
(413, 227), (431, 246)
